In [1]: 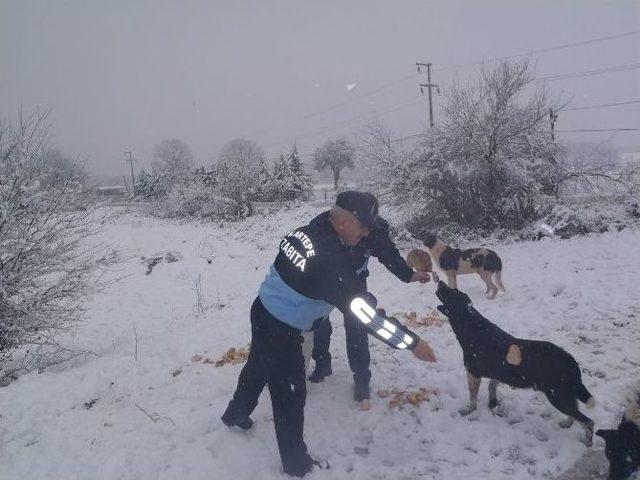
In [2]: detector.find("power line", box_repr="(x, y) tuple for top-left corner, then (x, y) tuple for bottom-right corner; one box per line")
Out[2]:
(262, 62), (640, 151)
(262, 97), (423, 150)
(246, 73), (417, 139)
(555, 128), (639, 132)
(390, 133), (428, 143)
(390, 126), (640, 142)
(245, 29), (640, 141)
(539, 62), (640, 82)
(561, 99), (640, 112)
(434, 29), (640, 73)
(235, 29), (640, 158)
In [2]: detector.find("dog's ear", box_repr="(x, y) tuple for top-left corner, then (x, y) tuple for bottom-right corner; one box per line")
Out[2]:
(422, 234), (437, 249)
(436, 304), (450, 316)
(596, 429), (616, 441)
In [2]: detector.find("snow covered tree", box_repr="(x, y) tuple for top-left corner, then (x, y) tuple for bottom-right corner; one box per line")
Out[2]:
(36, 149), (88, 191)
(286, 144), (313, 200)
(193, 166), (217, 188)
(313, 137), (355, 190)
(214, 139), (266, 214)
(552, 141), (638, 199)
(365, 60), (561, 232)
(288, 144), (304, 175)
(269, 154), (299, 201)
(218, 138), (264, 170)
(152, 139), (193, 183)
(273, 153), (289, 181)
(0, 109), (109, 370)
(249, 160), (274, 201)
(257, 146), (313, 202)
(135, 167), (171, 199)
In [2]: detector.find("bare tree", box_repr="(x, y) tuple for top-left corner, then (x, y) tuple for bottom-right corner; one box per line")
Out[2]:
(152, 139), (194, 176)
(36, 148), (88, 190)
(552, 140), (639, 199)
(217, 138), (264, 170)
(0, 108), (111, 372)
(313, 137), (355, 190)
(359, 123), (413, 197)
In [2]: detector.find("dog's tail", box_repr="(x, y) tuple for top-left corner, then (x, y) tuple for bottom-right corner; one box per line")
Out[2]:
(577, 383), (596, 409)
(493, 270), (506, 292)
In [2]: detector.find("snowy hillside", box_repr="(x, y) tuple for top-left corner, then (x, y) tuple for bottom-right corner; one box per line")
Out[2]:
(1, 204), (638, 480)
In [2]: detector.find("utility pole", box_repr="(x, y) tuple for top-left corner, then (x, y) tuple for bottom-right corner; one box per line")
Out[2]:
(549, 108), (559, 141)
(417, 62), (439, 128)
(124, 151), (136, 196)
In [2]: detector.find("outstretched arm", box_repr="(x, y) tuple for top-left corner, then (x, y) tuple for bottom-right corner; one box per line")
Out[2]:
(349, 298), (436, 362)
(318, 261), (436, 361)
(368, 226), (430, 284)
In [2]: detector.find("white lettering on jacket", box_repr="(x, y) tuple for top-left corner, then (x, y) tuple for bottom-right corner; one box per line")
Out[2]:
(280, 238), (307, 272)
(287, 230), (315, 258)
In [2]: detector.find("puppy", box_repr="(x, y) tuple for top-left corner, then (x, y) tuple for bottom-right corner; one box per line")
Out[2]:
(596, 387), (640, 480)
(423, 233), (505, 299)
(435, 281), (595, 446)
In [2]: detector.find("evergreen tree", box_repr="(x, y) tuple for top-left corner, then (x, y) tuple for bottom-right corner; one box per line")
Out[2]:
(289, 144), (303, 175)
(274, 154), (289, 181)
(286, 144), (313, 200)
(251, 159), (273, 201)
(270, 154), (298, 201)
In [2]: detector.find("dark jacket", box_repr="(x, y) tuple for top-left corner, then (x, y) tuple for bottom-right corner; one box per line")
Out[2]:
(345, 216), (414, 283)
(258, 211), (419, 350)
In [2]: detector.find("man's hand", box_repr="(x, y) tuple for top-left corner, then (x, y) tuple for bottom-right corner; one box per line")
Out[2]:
(410, 271), (431, 283)
(411, 339), (437, 362)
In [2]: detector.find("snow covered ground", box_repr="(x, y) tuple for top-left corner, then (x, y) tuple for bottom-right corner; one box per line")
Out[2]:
(1, 204), (638, 480)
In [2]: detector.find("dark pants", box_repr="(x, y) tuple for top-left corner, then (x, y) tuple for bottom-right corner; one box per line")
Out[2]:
(224, 298), (312, 476)
(312, 311), (372, 388)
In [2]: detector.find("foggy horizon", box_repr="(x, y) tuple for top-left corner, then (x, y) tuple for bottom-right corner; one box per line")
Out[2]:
(1, 0), (639, 183)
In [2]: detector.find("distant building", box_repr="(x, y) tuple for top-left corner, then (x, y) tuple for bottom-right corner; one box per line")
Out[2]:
(95, 185), (128, 198)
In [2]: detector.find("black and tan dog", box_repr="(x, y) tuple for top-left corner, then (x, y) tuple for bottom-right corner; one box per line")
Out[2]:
(423, 233), (505, 299)
(596, 387), (640, 480)
(435, 281), (596, 446)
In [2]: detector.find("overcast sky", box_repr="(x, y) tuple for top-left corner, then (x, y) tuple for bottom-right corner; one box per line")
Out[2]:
(1, 0), (639, 180)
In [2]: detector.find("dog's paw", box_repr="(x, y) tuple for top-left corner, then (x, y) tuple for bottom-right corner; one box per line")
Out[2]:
(488, 398), (499, 410)
(458, 405), (477, 416)
(559, 418), (574, 429)
(493, 405), (509, 418)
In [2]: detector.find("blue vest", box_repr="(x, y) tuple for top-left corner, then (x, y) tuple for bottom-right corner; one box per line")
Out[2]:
(258, 265), (335, 331)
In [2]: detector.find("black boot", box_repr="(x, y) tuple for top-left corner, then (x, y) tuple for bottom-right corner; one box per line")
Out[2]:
(221, 404), (254, 430)
(353, 382), (370, 402)
(283, 456), (330, 477)
(308, 362), (332, 383)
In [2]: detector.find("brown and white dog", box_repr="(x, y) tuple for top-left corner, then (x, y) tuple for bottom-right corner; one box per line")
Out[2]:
(406, 248), (433, 273)
(422, 233), (505, 299)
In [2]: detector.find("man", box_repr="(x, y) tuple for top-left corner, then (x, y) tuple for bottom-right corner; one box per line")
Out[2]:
(309, 211), (429, 407)
(221, 191), (437, 477)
